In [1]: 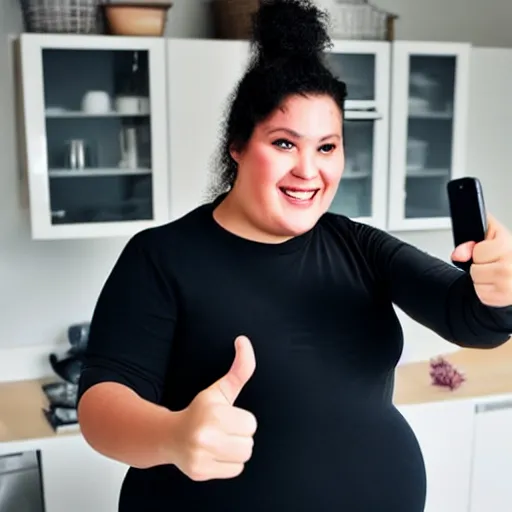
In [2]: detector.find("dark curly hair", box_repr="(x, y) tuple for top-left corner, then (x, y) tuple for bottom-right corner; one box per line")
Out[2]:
(208, 0), (347, 198)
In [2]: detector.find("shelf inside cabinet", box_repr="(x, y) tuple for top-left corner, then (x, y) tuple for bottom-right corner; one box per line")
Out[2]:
(408, 110), (453, 120)
(345, 100), (377, 111)
(45, 111), (150, 118)
(49, 168), (151, 178)
(345, 111), (382, 121)
(405, 168), (450, 178)
(343, 171), (371, 179)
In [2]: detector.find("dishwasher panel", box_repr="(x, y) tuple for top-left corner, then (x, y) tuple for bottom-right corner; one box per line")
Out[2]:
(0, 450), (45, 512)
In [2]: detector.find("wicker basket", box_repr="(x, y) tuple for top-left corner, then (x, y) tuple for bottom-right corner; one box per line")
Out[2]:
(211, 0), (396, 41)
(19, 0), (102, 34)
(211, 0), (260, 40)
(328, 0), (397, 41)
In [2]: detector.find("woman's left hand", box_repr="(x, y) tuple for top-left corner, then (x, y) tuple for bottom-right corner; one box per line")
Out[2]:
(451, 214), (512, 308)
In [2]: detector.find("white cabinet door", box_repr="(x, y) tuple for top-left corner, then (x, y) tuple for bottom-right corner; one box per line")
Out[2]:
(325, 41), (390, 229)
(41, 435), (127, 512)
(18, 34), (170, 240)
(388, 42), (470, 231)
(470, 398), (512, 512)
(398, 400), (474, 512)
(167, 38), (249, 220)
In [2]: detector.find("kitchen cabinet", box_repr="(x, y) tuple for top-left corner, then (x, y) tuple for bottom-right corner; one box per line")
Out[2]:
(469, 397), (512, 511)
(41, 435), (127, 512)
(324, 41), (390, 229)
(388, 42), (471, 231)
(167, 38), (250, 220)
(16, 35), (472, 238)
(168, 38), (391, 228)
(17, 34), (170, 240)
(168, 38), (470, 231)
(398, 400), (474, 512)
(0, 435), (127, 512)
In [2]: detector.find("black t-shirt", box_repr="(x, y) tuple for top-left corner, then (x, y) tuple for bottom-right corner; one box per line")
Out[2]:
(78, 197), (512, 512)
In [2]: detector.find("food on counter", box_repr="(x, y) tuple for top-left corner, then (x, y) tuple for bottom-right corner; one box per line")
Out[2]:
(429, 356), (466, 390)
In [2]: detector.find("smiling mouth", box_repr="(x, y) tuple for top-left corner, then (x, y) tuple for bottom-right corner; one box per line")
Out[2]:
(279, 188), (319, 201)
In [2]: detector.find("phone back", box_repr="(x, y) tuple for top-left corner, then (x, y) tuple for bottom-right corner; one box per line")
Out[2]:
(447, 177), (487, 271)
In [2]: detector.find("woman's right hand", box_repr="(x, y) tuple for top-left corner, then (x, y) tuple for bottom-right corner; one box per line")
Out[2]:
(169, 336), (258, 481)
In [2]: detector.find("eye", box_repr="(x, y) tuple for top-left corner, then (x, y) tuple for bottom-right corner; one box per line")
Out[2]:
(319, 143), (336, 154)
(272, 138), (294, 150)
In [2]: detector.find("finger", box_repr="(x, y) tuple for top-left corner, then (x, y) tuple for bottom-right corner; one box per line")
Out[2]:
(452, 241), (475, 262)
(213, 435), (254, 464)
(211, 462), (245, 479)
(211, 336), (256, 405)
(473, 239), (505, 264)
(470, 262), (498, 285)
(485, 212), (502, 240)
(219, 406), (258, 436)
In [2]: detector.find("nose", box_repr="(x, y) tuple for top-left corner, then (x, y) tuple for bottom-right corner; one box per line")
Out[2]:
(291, 151), (318, 180)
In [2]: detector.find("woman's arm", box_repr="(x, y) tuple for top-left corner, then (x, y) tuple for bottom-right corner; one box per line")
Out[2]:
(350, 220), (512, 348)
(77, 229), (180, 468)
(78, 382), (180, 469)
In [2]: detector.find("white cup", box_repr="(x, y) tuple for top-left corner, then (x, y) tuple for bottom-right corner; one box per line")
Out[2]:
(115, 95), (150, 115)
(81, 90), (111, 114)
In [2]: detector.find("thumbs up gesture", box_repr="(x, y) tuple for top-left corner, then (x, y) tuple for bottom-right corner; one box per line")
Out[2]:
(171, 336), (257, 481)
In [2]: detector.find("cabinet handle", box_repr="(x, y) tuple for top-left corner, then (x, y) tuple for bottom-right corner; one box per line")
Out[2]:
(475, 398), (512, 414)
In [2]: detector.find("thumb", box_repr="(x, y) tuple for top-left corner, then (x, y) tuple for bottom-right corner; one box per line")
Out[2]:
(210, 335), (256, 405)
(451, 241), (475, 262)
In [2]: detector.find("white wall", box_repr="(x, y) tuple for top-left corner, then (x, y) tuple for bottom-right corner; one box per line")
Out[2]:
(1, 0), (512, 381)
(377, 0), (512, 47)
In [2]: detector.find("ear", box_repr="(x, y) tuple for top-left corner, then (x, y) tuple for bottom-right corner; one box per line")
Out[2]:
(229, 143), (241, 164)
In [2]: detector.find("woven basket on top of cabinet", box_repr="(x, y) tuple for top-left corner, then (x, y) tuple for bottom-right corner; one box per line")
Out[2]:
(210, 0), (397, 41)
(327, 0), (397, 41)
(19, 0), (103, 34)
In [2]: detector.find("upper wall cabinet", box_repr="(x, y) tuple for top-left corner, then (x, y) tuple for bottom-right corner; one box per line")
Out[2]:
(167, 39), (250, 221)
(16, 36), (471, 239)
(168, 39), (391, 230)
(387, 42), (470, 231)
(17, 34), (170, 240)
(325, 41), (390, 230)
(167, 38), (470, 233)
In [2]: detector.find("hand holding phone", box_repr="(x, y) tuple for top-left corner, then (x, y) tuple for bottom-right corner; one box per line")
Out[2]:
(447, 177), (488, 272)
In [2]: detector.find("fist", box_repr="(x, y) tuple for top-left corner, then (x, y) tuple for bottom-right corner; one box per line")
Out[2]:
(452, 213), (512, 307)
(172, 335), (257, 481)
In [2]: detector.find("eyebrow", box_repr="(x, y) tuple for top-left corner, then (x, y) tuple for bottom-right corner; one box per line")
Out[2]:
(266, 127), (341, 142)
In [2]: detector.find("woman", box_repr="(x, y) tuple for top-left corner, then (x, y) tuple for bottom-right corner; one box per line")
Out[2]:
(77, 1), (512, 511)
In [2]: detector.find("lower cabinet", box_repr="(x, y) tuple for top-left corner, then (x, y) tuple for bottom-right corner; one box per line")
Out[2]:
(41, 435), (127, 512)
(468, 398), (512, 511)
(398, 400), (475, 512)
(1, 395), (510, 511)
(41, 406), (475, 512)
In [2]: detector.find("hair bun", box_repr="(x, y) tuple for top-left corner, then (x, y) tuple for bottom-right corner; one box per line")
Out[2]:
(252, 0), (332, 62)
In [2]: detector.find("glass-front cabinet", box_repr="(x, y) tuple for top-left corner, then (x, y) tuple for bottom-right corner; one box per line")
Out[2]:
(18, 34), (169, 240)
(388, 42), (470, 231)
(324, 41), (390, 229)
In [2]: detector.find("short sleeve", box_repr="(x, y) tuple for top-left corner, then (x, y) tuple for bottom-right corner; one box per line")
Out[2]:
(77, 230), (177, 405)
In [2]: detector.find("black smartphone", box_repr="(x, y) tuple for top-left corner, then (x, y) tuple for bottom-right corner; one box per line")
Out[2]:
(447, 177), (488, 272)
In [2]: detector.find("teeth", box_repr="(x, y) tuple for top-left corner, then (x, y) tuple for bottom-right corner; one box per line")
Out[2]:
(282, 189), (316, 200)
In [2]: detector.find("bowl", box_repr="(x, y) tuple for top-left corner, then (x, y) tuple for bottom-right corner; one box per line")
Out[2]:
(103, 2), (173, 37)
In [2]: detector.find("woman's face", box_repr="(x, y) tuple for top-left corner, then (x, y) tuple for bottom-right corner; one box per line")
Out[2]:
(228, 93), (344, 242)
